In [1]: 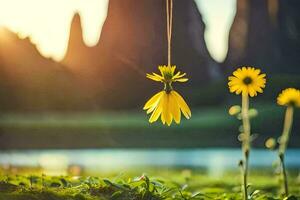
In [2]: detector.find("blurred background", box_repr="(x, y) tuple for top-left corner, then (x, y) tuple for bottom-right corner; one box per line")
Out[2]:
(0, 0), (299, 175)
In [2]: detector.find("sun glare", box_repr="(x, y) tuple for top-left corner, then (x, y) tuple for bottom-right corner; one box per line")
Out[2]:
(196, 0), (236, 63)
(0, 0), (109, 61)
(0, 0), (235, 63)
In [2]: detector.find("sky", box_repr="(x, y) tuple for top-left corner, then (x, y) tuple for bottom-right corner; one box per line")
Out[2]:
(0, 0), (109, 61)
(0, 0), (236, 62)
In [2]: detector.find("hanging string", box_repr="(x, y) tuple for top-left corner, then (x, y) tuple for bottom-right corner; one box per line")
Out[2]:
(166, 0), (173, 66)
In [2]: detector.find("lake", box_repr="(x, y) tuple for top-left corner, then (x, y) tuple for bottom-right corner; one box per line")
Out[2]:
(0, 148), (299, 174)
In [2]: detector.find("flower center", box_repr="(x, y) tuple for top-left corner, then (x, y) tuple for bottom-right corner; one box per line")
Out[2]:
(243, 76), (253, 85)
(163, 72), (173, 82)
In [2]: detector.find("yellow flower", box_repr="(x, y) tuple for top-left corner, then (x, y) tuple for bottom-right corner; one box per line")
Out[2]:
(277, 88), (300, 107)
(228, 67), (266, 97)
(144, 65), (191, 126)
(143, 90), (191, 126)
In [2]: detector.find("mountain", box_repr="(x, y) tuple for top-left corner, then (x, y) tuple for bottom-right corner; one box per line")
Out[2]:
(224, 0), (300, 74)
(0, 27), (81, 111)
(62, 13), (101, 85)
(224, 0), (278, 74)
(277, 0), (300, 73)
(0, 0), (217, 111)
(62, 0), (219, 108)
(1, 0), (298, 111)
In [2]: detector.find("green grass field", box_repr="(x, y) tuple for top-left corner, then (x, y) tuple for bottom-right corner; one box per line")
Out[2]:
(1, 103), (299, 199)
(0, 168), (299, 200)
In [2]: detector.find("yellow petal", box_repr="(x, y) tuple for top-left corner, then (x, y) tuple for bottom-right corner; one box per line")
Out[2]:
(146, 104), (157, 114)
(174, 78), (188, 82)
(171, 66), (176, 74)
(149, 92), (165, 123)
(173, 91), (191, 119)
(170, 91), (181, 124)
(146, 73), (163, 82)
(158, 66), (166, 76)
(248, 87), (256, 97)
(162, 93), (172, 126)
(173, 72), (186, 79)
(143, 91), (163, 110)
(149, 106), (162, 123)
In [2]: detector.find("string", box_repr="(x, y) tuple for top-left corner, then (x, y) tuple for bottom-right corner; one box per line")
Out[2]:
(166, 0), (173, 66)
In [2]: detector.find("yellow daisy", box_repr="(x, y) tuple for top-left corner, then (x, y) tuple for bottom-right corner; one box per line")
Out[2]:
(228, 67), (266, 97)
(277, 88), (300, 107)
(144, 65), (191, 126)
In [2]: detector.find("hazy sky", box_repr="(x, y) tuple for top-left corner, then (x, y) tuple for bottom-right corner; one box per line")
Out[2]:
(0, 0), (236, 62)
(0, 0), (109, 61)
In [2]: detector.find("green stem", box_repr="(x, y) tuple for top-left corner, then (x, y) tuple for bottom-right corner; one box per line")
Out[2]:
(279, 106), (294, 155)
(241, 94), (251, 200)
(243, 151), (249, 200)
(279, 154), (289, 197)
(278, 106), (294, 197)
(242, 94), (251, 154)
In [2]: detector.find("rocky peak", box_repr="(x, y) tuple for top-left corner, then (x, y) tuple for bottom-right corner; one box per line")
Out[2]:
(224, 0), (300, 74)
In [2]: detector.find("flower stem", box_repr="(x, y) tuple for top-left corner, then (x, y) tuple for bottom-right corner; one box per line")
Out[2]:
(241, 94), (251, 200)
(278, 106), (294, 197)
(279, 154), (289, 197)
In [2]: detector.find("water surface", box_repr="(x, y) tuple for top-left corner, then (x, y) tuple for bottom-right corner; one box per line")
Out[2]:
(0, 149), (299, 171)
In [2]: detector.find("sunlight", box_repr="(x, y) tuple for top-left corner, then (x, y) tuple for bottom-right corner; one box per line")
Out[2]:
(0, 0), (235, 63)
(196, 0), (236, 63)
(39, 154), (69, 175)
(0, 0), (108, 61)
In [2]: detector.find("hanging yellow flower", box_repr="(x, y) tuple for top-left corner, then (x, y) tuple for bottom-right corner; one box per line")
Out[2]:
(143, 65), (191, 126)
(144, 0), (190, 126)
(277, 88), (300, 107)
(228, 67), (266, 97)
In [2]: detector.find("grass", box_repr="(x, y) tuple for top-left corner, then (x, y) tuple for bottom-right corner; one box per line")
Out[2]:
(0, 103), (299, 148)
(0, 168), (299, 200)
(0, 103), (294, 131)
(0, 107), (234, 129)
(0, 101), (299, 199)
